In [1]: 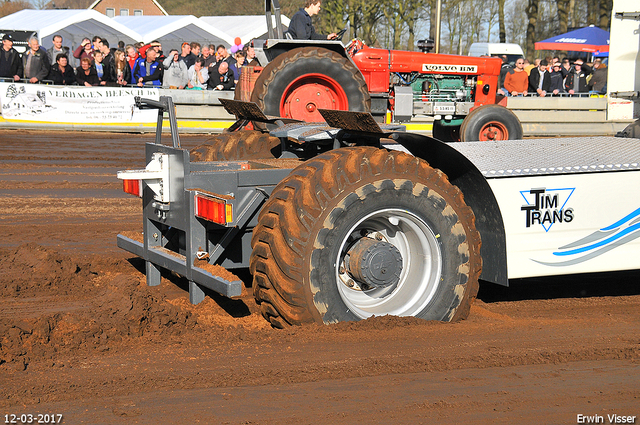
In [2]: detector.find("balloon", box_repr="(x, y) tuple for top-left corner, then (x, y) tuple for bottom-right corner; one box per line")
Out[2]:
(230, 37), (243, 54)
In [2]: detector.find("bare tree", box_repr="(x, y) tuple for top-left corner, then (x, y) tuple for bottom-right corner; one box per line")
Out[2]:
(398, 0), (428, 50)
(556, 0), (570, 34)
(525, 0), (539, 60)
(506, 0), (527, 46)
(497, 0), (506, 42)
(0, 0), (32, 17)
(31, 0), (50, 9)
(598, 0), (612, 30)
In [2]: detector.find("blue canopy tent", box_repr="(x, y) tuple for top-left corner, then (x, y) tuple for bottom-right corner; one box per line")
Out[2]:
(535, 25), (609, 57)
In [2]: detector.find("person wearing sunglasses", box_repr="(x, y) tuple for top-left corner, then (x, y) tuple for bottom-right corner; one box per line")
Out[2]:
(501, 58), (528, 96)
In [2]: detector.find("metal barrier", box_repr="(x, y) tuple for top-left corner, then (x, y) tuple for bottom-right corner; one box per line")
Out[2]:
(505, 96), (630, 136)
(0, 84), (632, 135)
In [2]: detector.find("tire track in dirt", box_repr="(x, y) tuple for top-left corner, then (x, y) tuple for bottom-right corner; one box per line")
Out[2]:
(0, 130), (638, 423)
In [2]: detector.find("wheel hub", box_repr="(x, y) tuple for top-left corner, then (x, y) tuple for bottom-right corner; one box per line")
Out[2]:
(280, 74), (349, 122)
(346, 237), (403, 289)
(479, 121), (508, 141)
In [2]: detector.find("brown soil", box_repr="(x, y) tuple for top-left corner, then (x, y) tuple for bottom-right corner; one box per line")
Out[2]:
(0, 130), (638, 424)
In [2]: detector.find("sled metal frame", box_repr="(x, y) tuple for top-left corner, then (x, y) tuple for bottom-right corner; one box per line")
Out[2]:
(117, 98), (320, 303)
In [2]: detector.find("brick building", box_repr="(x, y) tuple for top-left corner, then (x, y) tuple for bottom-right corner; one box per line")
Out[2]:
(52, 0), (168, 17)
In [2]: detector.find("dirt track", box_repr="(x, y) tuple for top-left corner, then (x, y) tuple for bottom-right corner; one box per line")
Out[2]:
(0, 129), (638, 424)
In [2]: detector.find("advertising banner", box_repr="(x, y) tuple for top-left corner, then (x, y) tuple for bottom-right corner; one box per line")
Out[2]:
(0, 83), (159, 124)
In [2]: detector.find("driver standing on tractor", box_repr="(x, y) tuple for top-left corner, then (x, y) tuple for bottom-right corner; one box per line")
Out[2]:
(288, 0), (336, 40)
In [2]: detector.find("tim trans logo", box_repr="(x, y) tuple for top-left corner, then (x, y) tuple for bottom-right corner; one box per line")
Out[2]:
(520, 187), (575, 232)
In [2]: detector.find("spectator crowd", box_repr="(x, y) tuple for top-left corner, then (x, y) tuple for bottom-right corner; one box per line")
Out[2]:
(497, 54), (608, 97)
(0, 33), (260, 91)
(0, 32), (609, 97)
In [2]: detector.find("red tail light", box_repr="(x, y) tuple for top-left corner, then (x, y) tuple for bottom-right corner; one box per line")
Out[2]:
(195, 194), (232, 225)
(122, 179), (142, 197)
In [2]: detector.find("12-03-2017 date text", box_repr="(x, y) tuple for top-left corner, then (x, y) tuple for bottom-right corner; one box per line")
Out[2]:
(4, 414), (63, 424)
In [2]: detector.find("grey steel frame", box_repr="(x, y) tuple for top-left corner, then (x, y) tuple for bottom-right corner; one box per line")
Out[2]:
(117, 96), (295, 303)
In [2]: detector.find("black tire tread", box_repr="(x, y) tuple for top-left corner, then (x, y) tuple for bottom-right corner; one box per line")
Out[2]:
(189, 130), (280, 162)
(250, 147), (481, 328)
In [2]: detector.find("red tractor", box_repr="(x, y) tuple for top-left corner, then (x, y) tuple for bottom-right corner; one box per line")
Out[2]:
(237, 0), (522, 142)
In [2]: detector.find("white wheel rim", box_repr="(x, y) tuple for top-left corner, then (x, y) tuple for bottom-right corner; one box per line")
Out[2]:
(335, 208), (442, 318)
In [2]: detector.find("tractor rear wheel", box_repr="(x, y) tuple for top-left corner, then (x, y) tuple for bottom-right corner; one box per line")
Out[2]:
(189, 130), (281, 161)
(250, 47), (370, 122)
(460, 104), (522, 142)
(249, 147), (481, 327)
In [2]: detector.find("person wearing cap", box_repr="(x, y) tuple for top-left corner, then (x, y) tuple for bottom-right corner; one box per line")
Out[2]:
(549, 62), (565, 95)
(0, 34), (23, 82)
(564, 59), (591, 95)
(22, 37), (51, 84)
(179, 42), (195, 69)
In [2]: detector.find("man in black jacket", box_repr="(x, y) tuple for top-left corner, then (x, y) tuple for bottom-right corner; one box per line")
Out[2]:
(548, 62), (564, 95)
(564, 59), (591, 95)
(208, 60), (234, 90)
(0, 34), (23, 81)
(288, 0), (336, 40)
(528, 59), (551, 97)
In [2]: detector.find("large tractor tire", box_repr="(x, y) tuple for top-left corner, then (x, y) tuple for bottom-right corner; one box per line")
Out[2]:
(189, 130), (281, 162)
(460, 104), (523, 142)
(250, 47), (371, 122)
(249, 147), (482, 328)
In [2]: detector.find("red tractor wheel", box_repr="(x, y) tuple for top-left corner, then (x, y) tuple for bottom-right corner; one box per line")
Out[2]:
(251, 47), (370, 122)
(460, 104), (523, 142)
(281, 73), (349, 121)
(477, 121), (509, 141)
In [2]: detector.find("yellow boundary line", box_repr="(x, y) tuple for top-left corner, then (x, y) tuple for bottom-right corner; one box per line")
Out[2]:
(0, 117), (234, 129)
(0, 117), (434, 131)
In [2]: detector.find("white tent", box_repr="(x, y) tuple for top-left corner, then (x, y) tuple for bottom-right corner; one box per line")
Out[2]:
(200, 15), (290, 45)
(0, 9), (141, 53)
(113, 15), (234, 51)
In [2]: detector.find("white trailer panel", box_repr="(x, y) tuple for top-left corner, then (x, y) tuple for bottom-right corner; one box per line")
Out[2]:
(489, 172), (640, 278)
(452, 136), (640, 279)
